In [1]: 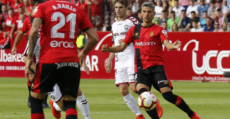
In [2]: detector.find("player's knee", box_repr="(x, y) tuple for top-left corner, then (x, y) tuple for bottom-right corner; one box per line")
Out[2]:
(137, 88), (148, 95)
(119, 87), (129, 96)
(162, 91), (176, 103)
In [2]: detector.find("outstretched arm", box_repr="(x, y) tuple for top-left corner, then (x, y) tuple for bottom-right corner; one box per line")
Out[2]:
(101, 41), (128, 53)
(163, 39), (181, 50)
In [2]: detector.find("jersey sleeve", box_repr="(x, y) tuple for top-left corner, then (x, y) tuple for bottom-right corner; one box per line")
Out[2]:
(32, 4), (45, 19)
(20, 18), (28, 32)
(160, 27), (168, 43)
(123, 26), (135, 44)
(79, 9), (93, 31)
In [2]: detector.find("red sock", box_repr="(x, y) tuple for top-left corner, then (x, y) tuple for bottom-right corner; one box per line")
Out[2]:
(31, 113), (44, 119)
(66, 108), (78, 119)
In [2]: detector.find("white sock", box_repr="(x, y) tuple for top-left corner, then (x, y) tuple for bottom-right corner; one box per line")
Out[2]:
(77, 93), (91, 119)
(123, 93), (142, 116)
(53, 102), (62, 111)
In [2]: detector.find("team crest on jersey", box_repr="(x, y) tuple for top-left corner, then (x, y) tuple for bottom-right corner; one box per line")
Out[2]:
(150, 32), (154, 37)
(135, 33), (139, 37)
(124, 25), (129, 30)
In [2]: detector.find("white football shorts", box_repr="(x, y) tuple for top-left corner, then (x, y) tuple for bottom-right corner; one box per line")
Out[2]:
(47, 84), (62, 102)
(115, 67), (135, 86)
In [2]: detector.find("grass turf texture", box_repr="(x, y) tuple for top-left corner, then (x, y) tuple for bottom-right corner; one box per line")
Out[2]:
(0, 78), (230, 119)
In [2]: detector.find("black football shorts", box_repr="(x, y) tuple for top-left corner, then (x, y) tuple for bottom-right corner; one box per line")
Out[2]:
(135, 65), (173, 92)
(32, 62), (80, 98)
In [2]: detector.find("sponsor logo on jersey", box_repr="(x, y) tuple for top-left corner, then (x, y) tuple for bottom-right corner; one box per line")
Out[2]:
(50, 40), (75, 48)
(150, 31), (154, 37)
(135, 41), (156, 46)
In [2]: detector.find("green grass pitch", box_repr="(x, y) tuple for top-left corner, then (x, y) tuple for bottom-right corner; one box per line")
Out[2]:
(0, 78), (230, 119)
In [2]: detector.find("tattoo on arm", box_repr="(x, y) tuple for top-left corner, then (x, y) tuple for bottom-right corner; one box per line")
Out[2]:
(28, 18), (42, 58)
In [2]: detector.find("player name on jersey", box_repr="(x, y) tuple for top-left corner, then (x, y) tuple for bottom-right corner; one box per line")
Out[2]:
(52, 4), (76, 12)
(56, 62), (79, 69)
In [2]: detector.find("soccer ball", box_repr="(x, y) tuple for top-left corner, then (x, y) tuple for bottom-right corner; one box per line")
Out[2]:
(138, 91), (157, 111)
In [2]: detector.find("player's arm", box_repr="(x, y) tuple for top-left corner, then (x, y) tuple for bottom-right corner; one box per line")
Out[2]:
(78, 49), (89, 74)
(163, 40), (181, 50)
(11, 31), (24, 54)
(25, 18), (41, 79)
(102, 42), (128, 53)
(78, 28), (99, 65)
(102, 26), (134, 53)
(105, 44), (115, 73)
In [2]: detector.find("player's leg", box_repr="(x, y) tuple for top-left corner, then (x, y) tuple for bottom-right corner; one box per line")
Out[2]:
(48, 83), (63, 118)
(135, 70), (159, 119)
(30, 63), (58, 119)
(116, 69), (144, 118)
(127, 68), (145, 119)
(154, 66), (200, 119)
(77, 89), (91, 119)
(57, 63), (80, 119)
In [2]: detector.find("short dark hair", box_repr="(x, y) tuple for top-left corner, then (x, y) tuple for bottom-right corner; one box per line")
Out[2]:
(193, 17), (200, 23)
(211, 0), (215, 3)
(203, 11), (207, 13)
(217, 9), (221, 12)
(171, 11), (175, 14)
(206, 17), (212, 20)
(8, 8), (14, 11)
(217, 0), (222, 3)
(181, 10), (186, 13)
(174, 0), (179, 2)
(162, 10), (167, 13)
(191, 11), (196, 14)
(162, 21), (167, 24)
(33, 0), (45, 6)
(114, 0), (129, 7)
(137, 10), (141, 13)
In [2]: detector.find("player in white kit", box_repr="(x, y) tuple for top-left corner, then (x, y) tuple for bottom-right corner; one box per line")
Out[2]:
(23, 37), (91, 119)
(105, 0), (144, 119)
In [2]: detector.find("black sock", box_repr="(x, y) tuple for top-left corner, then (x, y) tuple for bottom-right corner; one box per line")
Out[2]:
(27, 81), (32, 102)
(42, 95), (48, 104)
(30, 96), (44, 119)
(146, 108), (159, 119)
(63, 101), (78, 119)
(137, 88), (159, 119)
(162, 92), (194, 117)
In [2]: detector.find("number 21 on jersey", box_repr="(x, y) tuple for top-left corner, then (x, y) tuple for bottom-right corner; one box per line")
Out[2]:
(51, 12), (76, 39)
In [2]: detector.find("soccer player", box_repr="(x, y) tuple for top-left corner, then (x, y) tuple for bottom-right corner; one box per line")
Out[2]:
(102, 2), (201, 119)
(11, 0), (50, 108)
(105, 0), (162, 119)
(25, 0), (98, 119)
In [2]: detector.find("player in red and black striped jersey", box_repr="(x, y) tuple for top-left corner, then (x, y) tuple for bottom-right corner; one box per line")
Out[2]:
(102, 2), (201, 119)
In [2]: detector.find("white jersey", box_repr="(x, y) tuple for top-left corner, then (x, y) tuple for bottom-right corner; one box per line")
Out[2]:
(23, 37), (41, 64)
(111, 16), (139, 69)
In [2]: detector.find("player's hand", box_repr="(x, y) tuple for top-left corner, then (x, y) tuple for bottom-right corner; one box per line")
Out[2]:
(101, 44), (110, 52)
(25, 58), (33, 80)
(118, 39), (123, 44)
(78, 51), (86, 66)
(10, 33), (13, 39)
(173, 40), (182, 49)
(11, 46), (17, 55)
(81, 60), (90, 74)
(105, 61), (112, 73)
